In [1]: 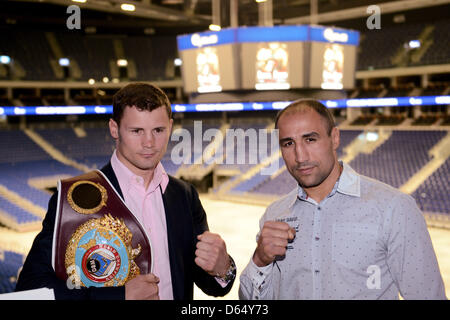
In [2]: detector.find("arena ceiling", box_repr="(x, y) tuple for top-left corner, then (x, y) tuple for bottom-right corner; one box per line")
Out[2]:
(0, 0), (449, 35)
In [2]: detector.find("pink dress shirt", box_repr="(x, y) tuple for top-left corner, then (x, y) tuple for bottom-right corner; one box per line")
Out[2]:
(110, 151), (173, 299)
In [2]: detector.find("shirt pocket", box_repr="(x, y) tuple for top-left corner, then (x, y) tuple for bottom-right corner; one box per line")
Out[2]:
(332, 222), (378, 270)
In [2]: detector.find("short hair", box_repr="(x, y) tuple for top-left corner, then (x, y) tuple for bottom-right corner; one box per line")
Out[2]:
(112, 82), (172, 126)
(275, 98), (336, 135)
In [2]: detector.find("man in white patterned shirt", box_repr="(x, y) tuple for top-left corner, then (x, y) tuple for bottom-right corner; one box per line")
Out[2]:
(239, 99), (446, 300)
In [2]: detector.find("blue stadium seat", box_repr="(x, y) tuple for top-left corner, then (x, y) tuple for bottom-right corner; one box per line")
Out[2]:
(349, 131), (446, 188)
(0, 250), (24, 294)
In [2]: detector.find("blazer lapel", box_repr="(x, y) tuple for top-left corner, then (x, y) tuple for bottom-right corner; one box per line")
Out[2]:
(100, 162), (124, 200)
(161, 178), (186, 300)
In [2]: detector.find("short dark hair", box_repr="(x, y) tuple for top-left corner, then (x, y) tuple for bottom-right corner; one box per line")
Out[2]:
(275, 98), (336, 135)
(112, 82), (172, 125)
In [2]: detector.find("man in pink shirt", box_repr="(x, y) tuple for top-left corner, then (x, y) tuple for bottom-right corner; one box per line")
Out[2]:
(16, 83), (236, 300)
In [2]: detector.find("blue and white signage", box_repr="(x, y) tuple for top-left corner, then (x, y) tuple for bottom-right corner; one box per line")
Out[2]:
(309, 26), (360, 45)
(177, 25), (360, 51)
(2, 96), (447, 116)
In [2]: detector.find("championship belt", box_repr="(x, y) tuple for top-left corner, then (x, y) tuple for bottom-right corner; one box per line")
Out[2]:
(52, 170), (152, 288)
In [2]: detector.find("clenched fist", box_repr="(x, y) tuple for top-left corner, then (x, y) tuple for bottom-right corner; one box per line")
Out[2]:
(253, 221), (296, 267)
(125, 273), (160, 300)
(195, 231), (230, 278)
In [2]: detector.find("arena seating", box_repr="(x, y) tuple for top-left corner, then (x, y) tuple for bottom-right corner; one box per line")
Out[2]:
(412, 115), (439, 125)
(0, 249), (24, 294)
(216, 121), (272, 174)
(1, 18), (449, 84)
(0, 30), (177, 82)
(419, 19), (450, 66)
(413, 158), (450, 214)
(55, 32), (115, 81)
(231, 157), (286, 194)
(358, 23), (425, 70)
(165, 121), (225, 175)
(421, 83), (448, 96)
(0, 130), (82, 230)
(349, 130), (447, 188)
(122, 35), (177, 81)
(0, 195), (42, 231)
(35, 127), (115, 169)
(0, 31), (56, 81)
(358, 19), (450, 70)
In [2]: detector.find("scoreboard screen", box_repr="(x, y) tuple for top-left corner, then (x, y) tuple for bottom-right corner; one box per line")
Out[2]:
(177, 29), (239, 93)
(177, 25), (359, 94)
(239, 25), (307, 91)
(308, 26), (359, 90)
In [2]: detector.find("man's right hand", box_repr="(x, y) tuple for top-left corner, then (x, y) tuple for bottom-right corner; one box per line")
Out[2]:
(125, 273), (160, 300)
(253, 221), (296, 267)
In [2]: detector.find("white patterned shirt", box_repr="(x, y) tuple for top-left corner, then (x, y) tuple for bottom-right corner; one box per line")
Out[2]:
(239, 163), (446, 300)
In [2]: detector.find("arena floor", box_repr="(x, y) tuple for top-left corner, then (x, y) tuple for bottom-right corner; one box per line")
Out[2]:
(1, 195), (448, 300)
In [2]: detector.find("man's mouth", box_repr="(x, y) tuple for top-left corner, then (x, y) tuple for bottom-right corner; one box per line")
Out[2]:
(297, 166), (314, 175)
(294, 163), (318, 175)
(140, 153), (156, 158)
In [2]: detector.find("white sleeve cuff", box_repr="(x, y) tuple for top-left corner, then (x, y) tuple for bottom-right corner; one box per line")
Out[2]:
(248, 259), (273, 294)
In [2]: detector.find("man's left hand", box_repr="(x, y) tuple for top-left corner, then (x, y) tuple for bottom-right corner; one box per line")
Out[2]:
(195, 231), (230, 277)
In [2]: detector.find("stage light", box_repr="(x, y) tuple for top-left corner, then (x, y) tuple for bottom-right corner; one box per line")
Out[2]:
(117, 59), (128, 67)
(174, 58), (182, 66)
(58, 58), (70, 66)
(209, 24), (221, 31)
(0, 55), (11, 64)
(408, 40), (421, 49)
(121, 3), (136, 12)
(366, 132), (379, 142)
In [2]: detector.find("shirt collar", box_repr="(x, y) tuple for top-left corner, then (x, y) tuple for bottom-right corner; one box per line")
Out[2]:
(337, 162), (361, 197)
(289, 161), (361, 208)
(110, 150), (169, 194)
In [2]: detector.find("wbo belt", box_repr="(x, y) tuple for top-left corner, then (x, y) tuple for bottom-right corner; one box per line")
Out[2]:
(52, 170), (152, 288)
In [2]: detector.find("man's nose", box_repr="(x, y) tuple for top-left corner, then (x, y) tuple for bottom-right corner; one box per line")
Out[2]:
(294, 143), (309, 163)
(142, 132), (154, 147)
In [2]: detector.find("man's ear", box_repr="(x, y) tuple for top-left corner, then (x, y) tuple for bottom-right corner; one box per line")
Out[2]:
(169, 118), (173, 134)
(109, 118), (119, 140)
(331, 126), (340, 151)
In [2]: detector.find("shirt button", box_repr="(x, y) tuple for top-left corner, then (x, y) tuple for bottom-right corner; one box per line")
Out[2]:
(315, 270), (320, 274)
(315, 236), (320, 241)
(318, 207), (321, 210)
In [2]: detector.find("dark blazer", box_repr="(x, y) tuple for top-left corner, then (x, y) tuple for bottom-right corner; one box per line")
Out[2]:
(15, 162), (235, 300)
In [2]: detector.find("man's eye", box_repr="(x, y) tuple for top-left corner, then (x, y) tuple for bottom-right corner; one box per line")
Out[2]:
(154, 128), (164, 134)
(305, 138), (316, 143)
(282, 141), (293, 147)
(131, 129), (142, 134)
